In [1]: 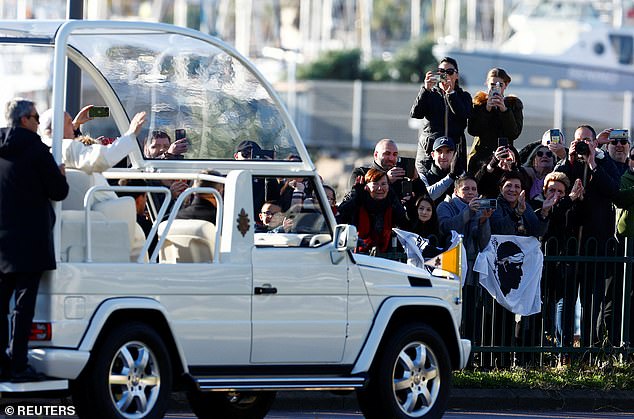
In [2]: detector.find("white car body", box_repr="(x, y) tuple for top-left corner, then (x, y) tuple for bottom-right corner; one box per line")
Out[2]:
(0, 20), (469, 419)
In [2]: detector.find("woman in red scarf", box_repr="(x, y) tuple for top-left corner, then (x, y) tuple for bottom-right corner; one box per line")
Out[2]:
(337, 168), (408, 254)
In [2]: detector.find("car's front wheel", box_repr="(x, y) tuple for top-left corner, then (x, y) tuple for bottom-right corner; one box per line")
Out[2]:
(357, 324), (451, 419)
(187, 390), (276, 419)
(72, 322), (172, 419)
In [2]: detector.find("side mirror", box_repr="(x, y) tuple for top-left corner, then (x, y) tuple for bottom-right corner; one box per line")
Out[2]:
(334, 224), (357, 251)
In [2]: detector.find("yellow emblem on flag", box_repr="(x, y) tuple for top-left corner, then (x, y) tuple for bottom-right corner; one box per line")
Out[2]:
(424, 240), (462, 278)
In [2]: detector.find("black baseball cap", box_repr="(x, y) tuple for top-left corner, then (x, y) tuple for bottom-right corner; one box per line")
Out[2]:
(432, 136), (456, 151)
(235, 140), (261, 154)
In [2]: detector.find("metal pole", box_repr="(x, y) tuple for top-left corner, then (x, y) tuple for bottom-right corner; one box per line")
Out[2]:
(351, 80), (363, 149)
(66, 0), (83, 117)
(553, 88), (564, 129)
(623, 90), (632, 131)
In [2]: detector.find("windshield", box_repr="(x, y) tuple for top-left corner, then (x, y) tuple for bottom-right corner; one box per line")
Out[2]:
(69, 31), (299, 161)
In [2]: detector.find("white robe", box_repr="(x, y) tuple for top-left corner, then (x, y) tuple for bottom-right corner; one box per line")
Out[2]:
(43, 134), (136, 203)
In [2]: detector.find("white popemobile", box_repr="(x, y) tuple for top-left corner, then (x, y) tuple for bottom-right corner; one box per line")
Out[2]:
(0, 20), (469, 419)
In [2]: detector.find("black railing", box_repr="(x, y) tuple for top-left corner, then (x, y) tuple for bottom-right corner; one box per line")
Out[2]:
(374, 234), (634, 368)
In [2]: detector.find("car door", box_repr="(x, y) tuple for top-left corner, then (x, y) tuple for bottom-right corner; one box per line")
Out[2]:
(250, 178), (349, 363)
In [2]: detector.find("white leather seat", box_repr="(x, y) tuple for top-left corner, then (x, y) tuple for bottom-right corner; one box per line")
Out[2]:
(60, 169), (145, 262)
(158, 220), (216, 263)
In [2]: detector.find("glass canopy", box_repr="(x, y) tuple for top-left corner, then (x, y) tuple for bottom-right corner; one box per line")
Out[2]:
(0, 20), (305, 167)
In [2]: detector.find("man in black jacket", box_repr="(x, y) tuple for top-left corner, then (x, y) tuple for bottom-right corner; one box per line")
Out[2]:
(176, 169), (224, 224)
(420, 136), (464, 205)
(0, 98), (69, 381)
(554, 124), (620, 348)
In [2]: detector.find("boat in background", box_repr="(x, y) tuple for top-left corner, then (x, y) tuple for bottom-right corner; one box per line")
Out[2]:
(433, 0), (634, 91)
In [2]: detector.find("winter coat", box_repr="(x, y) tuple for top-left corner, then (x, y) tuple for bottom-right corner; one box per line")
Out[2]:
(437, 195), (491, 286)
(410, 86), (471, 173)
(0, 127), (69, 273)
(467, 92), (523, 174)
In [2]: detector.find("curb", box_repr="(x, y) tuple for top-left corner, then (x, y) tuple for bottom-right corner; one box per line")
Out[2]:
(169, 388), (634, 413)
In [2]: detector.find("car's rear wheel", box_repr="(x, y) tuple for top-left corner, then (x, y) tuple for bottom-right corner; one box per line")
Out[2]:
(187, 390), (276, 419)
(72, 322), (172, 419)
(357, 324), (451, 419)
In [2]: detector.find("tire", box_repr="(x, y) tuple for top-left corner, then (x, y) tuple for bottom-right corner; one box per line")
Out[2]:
(71, 322), (173, 419)
(357, 324), (451, 419)
(187, 390), (276, 419)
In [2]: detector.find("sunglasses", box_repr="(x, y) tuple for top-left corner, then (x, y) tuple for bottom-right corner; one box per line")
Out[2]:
(437, 68), (457, 75)
(610, 139), (629, 146)
(151, 130), (170, 140)
(536, 150), (554, 158)
(27, 113), (40, 122)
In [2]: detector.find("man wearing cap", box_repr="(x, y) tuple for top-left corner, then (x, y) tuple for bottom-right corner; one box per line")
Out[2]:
(234, 140), (281, 216)
(234, 140), (261, 160)
(421, 136), (464, 205)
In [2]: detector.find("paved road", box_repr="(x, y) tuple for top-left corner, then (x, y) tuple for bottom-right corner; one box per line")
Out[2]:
(161, 411), (634, 419)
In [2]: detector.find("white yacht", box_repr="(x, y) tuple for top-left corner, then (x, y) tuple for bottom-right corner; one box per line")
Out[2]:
(433, 0), (634, 90)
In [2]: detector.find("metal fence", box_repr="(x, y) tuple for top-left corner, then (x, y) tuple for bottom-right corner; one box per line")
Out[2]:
(466, 236), (634, 368)
(378, 235), (634, 368)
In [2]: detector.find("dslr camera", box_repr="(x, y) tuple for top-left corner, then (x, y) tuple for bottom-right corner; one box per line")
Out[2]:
(253, 149), (275, 160)
(575, 141), (590, 158)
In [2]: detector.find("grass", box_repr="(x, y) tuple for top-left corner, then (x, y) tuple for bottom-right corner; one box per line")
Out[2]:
(453, 362), (634, 391)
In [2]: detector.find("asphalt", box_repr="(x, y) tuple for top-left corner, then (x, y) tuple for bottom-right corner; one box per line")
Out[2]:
(168, 388), (634, 413)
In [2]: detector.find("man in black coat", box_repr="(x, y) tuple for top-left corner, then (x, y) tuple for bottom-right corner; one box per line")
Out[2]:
(0, 98), (69, 381)
(554, 124), (620, 348)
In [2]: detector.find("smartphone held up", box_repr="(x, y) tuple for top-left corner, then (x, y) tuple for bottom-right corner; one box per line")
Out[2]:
(88, 106), (109, 118)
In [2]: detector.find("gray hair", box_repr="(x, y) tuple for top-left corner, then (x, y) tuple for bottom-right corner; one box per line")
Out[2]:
(5, 97), (34, 127)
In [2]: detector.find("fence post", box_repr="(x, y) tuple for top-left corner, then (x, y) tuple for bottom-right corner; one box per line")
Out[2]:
(622, 237), (633, 348)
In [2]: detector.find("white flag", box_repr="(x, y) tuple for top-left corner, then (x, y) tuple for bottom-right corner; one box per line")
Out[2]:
(474, 235), (543, 316)
(392, 228), (429, 269)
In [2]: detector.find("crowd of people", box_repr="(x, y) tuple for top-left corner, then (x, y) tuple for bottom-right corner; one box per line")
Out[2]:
(0, 56), (632, 380)
(331, 57), (633, 365)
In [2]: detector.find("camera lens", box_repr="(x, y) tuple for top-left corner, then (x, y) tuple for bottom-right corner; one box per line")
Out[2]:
(576, 141), (590, 156)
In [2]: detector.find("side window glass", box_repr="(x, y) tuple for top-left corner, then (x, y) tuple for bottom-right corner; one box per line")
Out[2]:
(254, 176), (332, 248)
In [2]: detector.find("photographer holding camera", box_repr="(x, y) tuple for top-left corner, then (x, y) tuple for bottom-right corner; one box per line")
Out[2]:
(410, 57), (472, 173)
(554, 124), (620, 347)
(349, 139), (428, 211)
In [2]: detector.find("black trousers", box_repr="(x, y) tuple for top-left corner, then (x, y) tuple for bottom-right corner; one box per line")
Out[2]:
(0, 271), (42, 372)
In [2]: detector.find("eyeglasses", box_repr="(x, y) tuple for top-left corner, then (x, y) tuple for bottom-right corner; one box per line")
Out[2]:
(27, 113), (39, 123)
(536, 150), (554, 158)
(610, 139), (629, 146)
(260, 211), (277, 216)
(437, 68), (457, 75)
